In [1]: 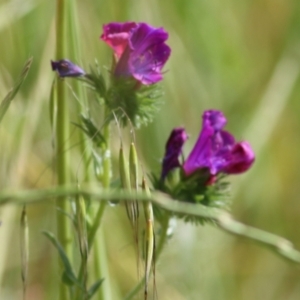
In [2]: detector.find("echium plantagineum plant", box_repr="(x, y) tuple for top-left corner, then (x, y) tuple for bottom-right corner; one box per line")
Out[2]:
(49, 19), (258, 300)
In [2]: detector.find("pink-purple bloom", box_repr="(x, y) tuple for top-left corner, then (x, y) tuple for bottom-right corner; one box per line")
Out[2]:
(183, 110), (255, 177)
(101, 22), (171, 85)
(162, 110), (255, 181)
(161, 127), (188, 179)
(51, 59), (86, 77)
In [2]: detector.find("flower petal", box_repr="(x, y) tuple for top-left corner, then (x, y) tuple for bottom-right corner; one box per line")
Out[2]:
(183, 124), (214, 176)
(161, 127), (188, 179)
(107, 22), (171, 85)
(130, 43), (171, 84)
(183, 110), (228, 176)
(100, 22), (137, 58)
(222, 141), (255, 174)
(202, 110), (227, 131)
(129, 23), (169, 55)
(183, 109), (254, 177)
(209, 130), (235, 174)
(129, 23), (171, 84)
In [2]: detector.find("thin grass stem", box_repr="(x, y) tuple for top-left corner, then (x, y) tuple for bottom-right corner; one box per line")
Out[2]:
(55, 0), (72, 299)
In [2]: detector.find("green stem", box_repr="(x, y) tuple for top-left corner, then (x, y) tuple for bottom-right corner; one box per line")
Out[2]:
(74, 201), (106, 300)
(94, 226), (112, 300)
(88, 202), (106, 246)
(55, 0), (72, 299)
(67, 2), (94, 298)
(74, 108), (111, 300)
(66, 0), (90, 160)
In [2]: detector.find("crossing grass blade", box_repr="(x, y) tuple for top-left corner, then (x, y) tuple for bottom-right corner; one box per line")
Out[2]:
(42, 231), (82, 288)
(0, 57), (32, 124)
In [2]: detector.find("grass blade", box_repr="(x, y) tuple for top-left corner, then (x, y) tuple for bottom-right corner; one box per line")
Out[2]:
(42, 230), (81, 288)
(87, 278), (105, 300)
(0, 57), (32, 123)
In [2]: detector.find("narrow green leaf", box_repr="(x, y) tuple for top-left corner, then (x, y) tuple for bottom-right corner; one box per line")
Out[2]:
(0, 57), (33, 123)
(56, 207), (76, 225)
(62, 270), (77, 286)
(42, 231), (81, 287)
(86, 278), (105, 300)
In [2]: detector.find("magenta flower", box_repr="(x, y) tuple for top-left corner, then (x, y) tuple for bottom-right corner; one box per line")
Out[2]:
(161, 127), (188, 179)
(161, 110), (255, 180)
(51, 59), (86, 77)
(101, 22), (171, 85)
(183, 110), (255, 177)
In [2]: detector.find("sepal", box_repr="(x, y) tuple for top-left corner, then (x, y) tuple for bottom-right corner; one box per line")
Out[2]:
(106, 78), (163, 127)
(151, 170), (231, 225)
(84, 65), (107, 101)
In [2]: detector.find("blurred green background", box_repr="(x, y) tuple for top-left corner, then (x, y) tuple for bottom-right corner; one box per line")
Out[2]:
(1, 0), (300, 299)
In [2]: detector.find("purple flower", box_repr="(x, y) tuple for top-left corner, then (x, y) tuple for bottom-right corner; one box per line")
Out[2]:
(161, 110), (255, 181)
(101, 22), (171, 85)
(183, 110), (255, 177)
(51, 59), (85, 77)
(161, 127), (188, 179)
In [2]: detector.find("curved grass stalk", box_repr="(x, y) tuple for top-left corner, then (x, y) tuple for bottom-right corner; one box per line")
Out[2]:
(1, 186), (300, 266)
